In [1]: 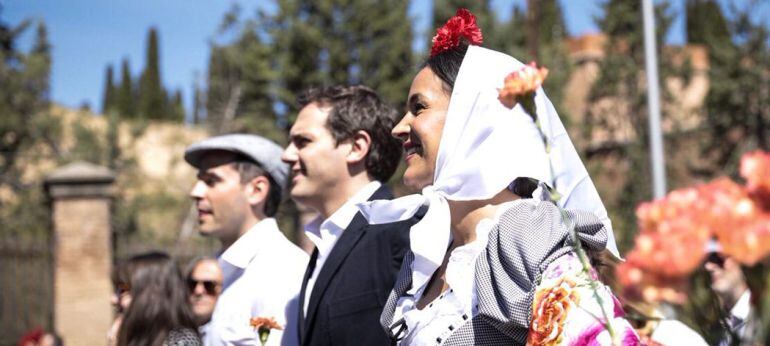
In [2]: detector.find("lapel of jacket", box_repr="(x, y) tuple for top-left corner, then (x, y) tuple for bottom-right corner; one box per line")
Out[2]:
(302, 185), (393, 336)
(298, 248), (318, 342)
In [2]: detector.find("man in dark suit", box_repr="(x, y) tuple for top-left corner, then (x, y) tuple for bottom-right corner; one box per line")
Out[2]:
(282, 85), (414, 345)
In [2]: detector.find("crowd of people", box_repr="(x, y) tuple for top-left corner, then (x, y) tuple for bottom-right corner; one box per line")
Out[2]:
(27, 8), (750, 346)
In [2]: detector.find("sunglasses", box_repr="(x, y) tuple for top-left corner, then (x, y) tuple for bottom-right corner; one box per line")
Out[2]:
(705, 252), (725, 267)
(187, 279), (221, 295)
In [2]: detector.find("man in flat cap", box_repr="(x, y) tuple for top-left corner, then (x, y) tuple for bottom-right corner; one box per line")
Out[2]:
(185, 134), (308, 346)
(282, 86), (419, 345)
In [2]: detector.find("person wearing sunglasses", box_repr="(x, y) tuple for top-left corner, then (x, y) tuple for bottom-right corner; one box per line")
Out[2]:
(703, 240), (751, 345)
(186, 257), (224, 334)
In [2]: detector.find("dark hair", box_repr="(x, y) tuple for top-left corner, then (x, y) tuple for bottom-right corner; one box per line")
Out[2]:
(424, 43), (469, 93)
(231, 155), (282, 217)
(117, 251), (199, 346)
(297, 85), (402, 182)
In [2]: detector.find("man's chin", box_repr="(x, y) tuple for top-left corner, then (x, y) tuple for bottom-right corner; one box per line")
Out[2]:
(197, 226), (217, 237)
(289, 189), (312, 204)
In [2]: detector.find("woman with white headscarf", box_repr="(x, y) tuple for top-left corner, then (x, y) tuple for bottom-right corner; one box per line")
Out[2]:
(358, 9), (640, 346)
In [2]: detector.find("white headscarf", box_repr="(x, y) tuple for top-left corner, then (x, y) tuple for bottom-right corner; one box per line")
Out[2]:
(358, 46), (620, 295)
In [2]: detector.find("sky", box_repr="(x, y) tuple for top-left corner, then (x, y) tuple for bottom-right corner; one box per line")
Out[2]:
(1, 0), (764, 118)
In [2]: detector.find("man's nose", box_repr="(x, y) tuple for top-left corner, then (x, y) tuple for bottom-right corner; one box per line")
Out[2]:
(281, 143), (298, 164)
(190, 181), (206, 199)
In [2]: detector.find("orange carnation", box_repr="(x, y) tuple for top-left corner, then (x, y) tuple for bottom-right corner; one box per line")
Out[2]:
(250, 316), (283, 346)
(527, 277), (579, 346)
(498, 62), (549, 110)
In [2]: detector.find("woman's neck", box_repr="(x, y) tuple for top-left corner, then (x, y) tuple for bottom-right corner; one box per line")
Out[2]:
(447, 189), (520, 246)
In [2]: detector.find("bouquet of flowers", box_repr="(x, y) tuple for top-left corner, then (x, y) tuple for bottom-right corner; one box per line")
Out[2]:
(617, 150), (770, 343)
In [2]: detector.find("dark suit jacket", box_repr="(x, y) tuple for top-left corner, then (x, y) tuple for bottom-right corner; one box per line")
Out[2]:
(298, 185), (416, 346)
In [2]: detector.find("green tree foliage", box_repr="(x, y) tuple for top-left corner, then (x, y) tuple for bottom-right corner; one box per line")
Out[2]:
(101, 27), (184, 121)
(138, 27), (166, 120)
(267, 1), (325, 120)
(117, 58), (136, 118)
(584, 0), (675, 250)
(269, 0), (414, 119)
(170, 89), (185, 122)
(101, 64), (116, 114)
(0, 19), (52, 187)
(207, 0), (414, 133)
(686, 0), (731, 47)
(0, 16), (62, 249)
(192, 75), (203, 125)
(205, 6), (279, 138)
(691, 1), (770, 173)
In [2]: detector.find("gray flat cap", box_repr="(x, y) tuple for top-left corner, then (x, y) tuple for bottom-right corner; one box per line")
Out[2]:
(184, 134), (288, 189)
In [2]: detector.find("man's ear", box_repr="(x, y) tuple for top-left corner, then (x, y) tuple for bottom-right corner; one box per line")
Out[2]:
(245, 175), (270, 206)
(346, 130), (372, 165)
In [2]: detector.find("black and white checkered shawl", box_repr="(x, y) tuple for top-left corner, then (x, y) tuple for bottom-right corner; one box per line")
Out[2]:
(380, 199), (608, 345)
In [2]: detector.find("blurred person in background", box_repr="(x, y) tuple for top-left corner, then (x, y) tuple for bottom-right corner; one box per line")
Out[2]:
(115, 251), (201, 346)
(186, 257), (223, 338)
(185, 134), (308, 346)
(17, 328), (63, 346)
(109, 258), (133, 346)
(703, 240), (751, 345)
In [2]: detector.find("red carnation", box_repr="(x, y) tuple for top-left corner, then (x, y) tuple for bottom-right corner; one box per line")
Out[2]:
(430, 8), (483, 57)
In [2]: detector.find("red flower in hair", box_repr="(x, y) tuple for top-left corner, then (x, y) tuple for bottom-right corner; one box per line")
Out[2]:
(430, 8), (483, 57)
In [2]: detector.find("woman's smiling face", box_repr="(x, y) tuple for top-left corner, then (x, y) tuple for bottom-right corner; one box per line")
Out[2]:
(392, 67), (451, 191)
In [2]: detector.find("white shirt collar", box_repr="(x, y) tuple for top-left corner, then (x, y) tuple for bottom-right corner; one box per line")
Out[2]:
(220, 218), (280, 269)
(304, 181), (381, 251)
(731, 289), (751, 320)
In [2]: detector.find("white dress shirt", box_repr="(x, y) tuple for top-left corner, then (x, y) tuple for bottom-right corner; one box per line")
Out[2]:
(205, 218), (308, 346)
(302, 181), (381, 315)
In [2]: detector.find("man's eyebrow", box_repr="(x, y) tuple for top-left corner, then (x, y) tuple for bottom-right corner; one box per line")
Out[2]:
(289, 132), (310, 140)
(197, 171), (219, 179)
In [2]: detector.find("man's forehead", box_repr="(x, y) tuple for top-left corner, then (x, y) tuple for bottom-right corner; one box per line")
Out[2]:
(196, 150), (239, 171)
(291, 102), (332, 133)
(192, 260), (222, 276)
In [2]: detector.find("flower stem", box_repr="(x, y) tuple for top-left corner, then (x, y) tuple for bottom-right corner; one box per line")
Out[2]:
(529, 93), (619, 345)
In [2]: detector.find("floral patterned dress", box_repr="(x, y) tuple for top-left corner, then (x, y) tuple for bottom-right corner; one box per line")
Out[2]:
(527, 253), (640, 345)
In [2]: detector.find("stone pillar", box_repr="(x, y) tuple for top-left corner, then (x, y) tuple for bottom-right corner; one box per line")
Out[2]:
(45, 162), (115, 346)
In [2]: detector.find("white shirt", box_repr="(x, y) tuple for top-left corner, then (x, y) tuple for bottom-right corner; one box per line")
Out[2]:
(393, 202), (509, 345)
(205, 218), (308, 346)
(731, 290), (751, 322)
(302, 181), (381, 315)
(650, 320), (708, 346)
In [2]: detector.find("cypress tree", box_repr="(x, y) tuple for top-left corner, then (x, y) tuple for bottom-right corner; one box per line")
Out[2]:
(694, 2), (770, 169)
(117, 58), (135, 118)
(268, 0), (413, 123)
(269, 1), (325, 122)
(205, 45), (236, 132)
(0, 18), (52, 185)
(169, 89), (185, 122)
(686, 0), (730, 47)
(101, 64), (116, 114)
(192, 76), (203, 125)
(138, 27), (166, 120)
(530, 0), (571, 123)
